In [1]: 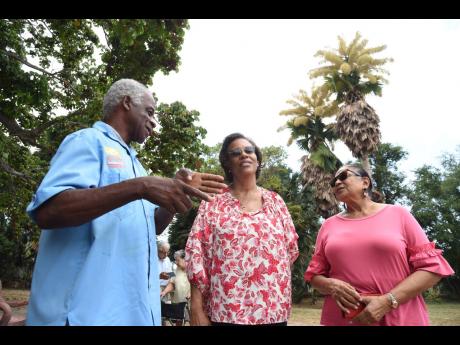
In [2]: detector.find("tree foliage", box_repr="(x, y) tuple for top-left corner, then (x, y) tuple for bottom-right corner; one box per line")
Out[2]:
(369, 143), (410, 204)
(139, 102), (208, 177)
(408, 147), (460, 298)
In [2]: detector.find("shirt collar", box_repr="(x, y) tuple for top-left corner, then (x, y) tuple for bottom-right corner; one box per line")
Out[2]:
(93, 121), (138, 157)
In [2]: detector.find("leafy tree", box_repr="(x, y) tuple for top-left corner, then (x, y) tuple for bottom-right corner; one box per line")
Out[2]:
(258, 145), (292, 194)
(284, 176), (321, 303)
(168, 202), (200, 256)
(369, 143), (410, 204)
(199, 143), (224, 175)
(0, 19), (192, 286)
(408, 147), (460, 298)
(139, 102), (208, 177)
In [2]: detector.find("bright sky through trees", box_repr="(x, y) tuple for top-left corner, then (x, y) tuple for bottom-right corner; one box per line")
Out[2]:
(152, 19), (460, 181)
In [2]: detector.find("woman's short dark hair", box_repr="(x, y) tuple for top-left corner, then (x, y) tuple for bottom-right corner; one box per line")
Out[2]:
(342, 163), (385, 203)
(219, 133), (263, 183)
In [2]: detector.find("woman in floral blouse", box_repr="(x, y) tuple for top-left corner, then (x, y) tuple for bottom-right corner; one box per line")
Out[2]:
(185, 133), (299, 325)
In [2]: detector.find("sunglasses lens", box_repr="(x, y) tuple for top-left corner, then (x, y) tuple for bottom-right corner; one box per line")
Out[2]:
(338, 171), (348, 181)
(229, 146), (255, 157)
(229, 149), (242, 157)
(244, 146), (255, 154)
(330, 171), (349, 187)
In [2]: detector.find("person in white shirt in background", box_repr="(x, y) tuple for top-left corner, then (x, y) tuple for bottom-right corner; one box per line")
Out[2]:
(160, 250), (191, 326)
(158, 241), (173, 298)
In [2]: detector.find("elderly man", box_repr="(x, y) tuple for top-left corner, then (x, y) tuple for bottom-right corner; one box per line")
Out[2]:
(25, 79), (226, 326)
(158, 241), (173, 289)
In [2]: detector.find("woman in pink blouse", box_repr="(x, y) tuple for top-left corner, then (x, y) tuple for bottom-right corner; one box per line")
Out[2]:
(185, 133), (299, 326)
(304, 163), (455, 326)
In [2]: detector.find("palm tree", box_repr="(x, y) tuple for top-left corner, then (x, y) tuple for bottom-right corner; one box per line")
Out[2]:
(280, 86), (342, 217)
(309, 32), (393, 176)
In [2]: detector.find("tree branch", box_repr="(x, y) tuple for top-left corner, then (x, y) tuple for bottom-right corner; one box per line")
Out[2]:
(0, 158), (32, 181)
(0, 108), (86, 149)
(0, 112), (41, 148)
(101, 25), (112, 50)
(1, 49), (57, 78)
(0, 49), (78, 93)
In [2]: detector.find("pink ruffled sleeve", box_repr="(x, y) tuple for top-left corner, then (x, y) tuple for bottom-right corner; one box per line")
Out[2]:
(185, 200), (213, 298)
(304, 225), (331, 282)
(408, 242), (454, 277)
(402, 207), (455, 277)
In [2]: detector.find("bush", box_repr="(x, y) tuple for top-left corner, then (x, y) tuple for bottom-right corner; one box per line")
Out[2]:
(423, 286), (442, 303)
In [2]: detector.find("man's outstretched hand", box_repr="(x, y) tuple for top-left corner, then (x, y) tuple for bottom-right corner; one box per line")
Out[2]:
(175, 168), (227, 198)
(140, 170), (227, 216)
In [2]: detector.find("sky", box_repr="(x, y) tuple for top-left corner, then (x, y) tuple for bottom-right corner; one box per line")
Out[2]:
(151, 19), (460, 182)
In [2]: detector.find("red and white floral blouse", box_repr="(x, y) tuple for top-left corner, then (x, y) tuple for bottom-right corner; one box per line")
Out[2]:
(185, 187), (299, 325)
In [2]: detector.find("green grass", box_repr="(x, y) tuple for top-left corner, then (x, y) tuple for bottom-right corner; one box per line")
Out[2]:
(288, 297), (460, 326)
(2, 290), (460, 325)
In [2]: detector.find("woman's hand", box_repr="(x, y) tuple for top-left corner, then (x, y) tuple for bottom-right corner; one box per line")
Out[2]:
(159, 272), (169, 280)
(352, 295), (392, 325)
(327, 278), (362, 315)
(190, 307), (211, 326)
(190, 284), (211, 326)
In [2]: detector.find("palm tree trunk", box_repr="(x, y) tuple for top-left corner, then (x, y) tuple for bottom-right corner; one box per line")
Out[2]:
(360, 154), (372, 179)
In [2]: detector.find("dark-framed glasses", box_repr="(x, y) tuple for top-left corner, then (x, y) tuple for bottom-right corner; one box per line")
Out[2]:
(228, 146), (256, 157)
(330, 169), (362, 187)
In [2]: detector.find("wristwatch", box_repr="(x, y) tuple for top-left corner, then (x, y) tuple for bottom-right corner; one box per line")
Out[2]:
(387, 292), (399, 309)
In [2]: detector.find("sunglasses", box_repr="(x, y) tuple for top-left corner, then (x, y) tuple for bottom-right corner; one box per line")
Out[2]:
(329, 169), (362, 188)
(228, 146), (256, 157)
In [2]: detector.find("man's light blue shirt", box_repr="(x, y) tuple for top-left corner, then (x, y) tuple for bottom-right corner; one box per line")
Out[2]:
(26, 121), (161, 326)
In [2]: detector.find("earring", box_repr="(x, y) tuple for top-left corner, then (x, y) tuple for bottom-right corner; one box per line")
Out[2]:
(362, 188), (368, 198)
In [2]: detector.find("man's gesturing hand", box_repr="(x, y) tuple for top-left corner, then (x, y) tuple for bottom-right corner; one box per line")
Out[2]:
(140, 175), (222, 214)
(175, 168), (227, 196)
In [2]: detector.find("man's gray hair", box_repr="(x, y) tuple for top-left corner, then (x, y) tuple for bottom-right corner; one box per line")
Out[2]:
(158, 240), (170, 251)
(102, 79), (150, 119)
(174, 249), (185, 260)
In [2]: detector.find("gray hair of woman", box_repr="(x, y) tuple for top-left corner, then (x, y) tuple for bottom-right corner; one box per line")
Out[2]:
(173, 249), (186, 261)
(343, 163), (385, 203)
(102, 79), (153, 119)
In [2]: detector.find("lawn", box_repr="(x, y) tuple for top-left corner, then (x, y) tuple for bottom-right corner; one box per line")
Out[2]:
(289, 297), (460, 326)
(2, 289), (460, 326)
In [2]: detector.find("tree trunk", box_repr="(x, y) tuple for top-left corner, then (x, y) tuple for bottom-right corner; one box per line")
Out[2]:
(360, 154), (372, 179)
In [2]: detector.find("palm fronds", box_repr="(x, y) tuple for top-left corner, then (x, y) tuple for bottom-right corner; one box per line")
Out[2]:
(309, 32), (393, 102)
